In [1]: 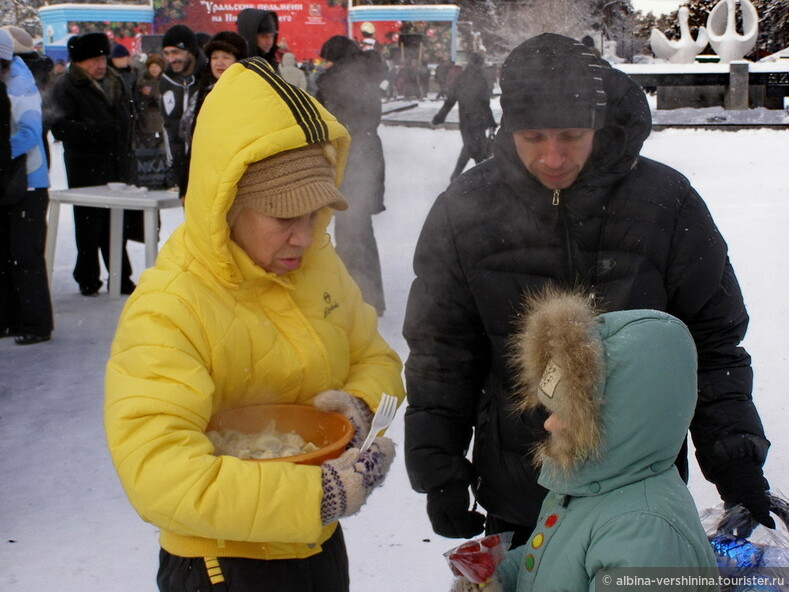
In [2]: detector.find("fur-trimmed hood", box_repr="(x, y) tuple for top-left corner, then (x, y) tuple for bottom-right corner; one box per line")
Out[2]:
(511, 290), (698, 496)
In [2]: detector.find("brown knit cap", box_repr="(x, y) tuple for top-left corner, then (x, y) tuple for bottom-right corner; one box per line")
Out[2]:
(227, 143), (348, 224)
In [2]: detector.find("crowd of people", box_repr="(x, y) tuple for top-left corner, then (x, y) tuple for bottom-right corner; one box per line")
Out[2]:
(1, 13), (781, 592)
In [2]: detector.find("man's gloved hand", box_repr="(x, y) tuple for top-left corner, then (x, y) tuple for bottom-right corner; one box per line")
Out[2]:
(320, 437), (395, 525)
(716, 461), (774, 533)
(427, 483), (486, 538)
(313, 390), (373, 449)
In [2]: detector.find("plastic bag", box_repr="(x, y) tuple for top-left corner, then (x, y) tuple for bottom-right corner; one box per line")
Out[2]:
(701, 493), (789, 592)
(445, 532), (514, 584)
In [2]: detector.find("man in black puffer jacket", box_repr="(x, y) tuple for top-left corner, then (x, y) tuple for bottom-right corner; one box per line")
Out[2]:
(403, 33), (773, 549)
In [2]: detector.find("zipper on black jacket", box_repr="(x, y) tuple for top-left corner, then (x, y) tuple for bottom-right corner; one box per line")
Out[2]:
(552, 189), (576, 282)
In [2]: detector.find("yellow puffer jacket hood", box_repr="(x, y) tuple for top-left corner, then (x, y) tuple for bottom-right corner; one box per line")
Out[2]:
(184, 57), (350, 287)
(104, 58), (404, 561)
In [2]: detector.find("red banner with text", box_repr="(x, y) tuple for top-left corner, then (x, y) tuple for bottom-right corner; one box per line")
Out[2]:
(153, 1), (349, 62)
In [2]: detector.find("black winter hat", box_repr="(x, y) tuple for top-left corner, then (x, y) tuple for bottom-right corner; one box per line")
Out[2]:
(162, 24), (199, 57)
(204, 31), (248, 61)
(319, 35), (359, 62)
(500, 33), (607, 132)
(68, 32), (111, 63)
(110, 44), (130, 59)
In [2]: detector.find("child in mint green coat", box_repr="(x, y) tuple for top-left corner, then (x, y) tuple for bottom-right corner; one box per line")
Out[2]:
(453, 290), (718, 592)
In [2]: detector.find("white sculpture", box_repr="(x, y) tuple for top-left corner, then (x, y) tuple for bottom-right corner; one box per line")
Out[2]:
(650, 6), (709, 63)
(707, 0), (758, 63)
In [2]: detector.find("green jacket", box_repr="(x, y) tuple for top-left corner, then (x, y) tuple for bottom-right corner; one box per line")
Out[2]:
(499, 308), (718, 592)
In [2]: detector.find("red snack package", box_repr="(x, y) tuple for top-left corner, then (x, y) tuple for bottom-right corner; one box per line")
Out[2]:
(445, 532), (514, 584)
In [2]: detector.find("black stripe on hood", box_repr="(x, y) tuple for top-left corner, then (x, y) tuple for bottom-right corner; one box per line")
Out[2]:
(242, 57), (329, 144)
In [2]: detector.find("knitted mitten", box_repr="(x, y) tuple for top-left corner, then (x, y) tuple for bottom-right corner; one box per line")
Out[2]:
(320, 437), (395, 525)
(313, 390), (374, 449)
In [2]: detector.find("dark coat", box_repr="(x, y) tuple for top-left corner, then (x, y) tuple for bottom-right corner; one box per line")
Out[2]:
(317, 48), (387, 214)
(0, 81), (10, 189)
(158, 51), (206, 148)
(432, 62), (496, 132)
(135, 69), (164, 137)
(50, 64), (134, 187)
(403, 64), (769, 529)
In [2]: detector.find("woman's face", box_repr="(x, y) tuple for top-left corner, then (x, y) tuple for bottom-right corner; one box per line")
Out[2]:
(229, 208), (317, 276)
(210, 50), (237, 80)
(147, 62), (162, 78)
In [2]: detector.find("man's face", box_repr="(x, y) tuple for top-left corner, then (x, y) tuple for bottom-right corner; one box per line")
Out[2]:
(111, 56), (130, 69)
(75, 55), (107, 80)
(256, 32), (276, 54)
(512, 128), (595, 190)
(163, 46), (193, 74)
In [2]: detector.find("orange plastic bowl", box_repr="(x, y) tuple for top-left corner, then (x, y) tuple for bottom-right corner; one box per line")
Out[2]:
(206, 404), (353, 466)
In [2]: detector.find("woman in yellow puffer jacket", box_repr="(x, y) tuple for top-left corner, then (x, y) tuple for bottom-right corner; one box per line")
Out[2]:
(104, 57), (405, 592)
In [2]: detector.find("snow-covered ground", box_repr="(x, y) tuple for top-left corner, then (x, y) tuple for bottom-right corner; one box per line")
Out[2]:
(1, 123), (788, 591)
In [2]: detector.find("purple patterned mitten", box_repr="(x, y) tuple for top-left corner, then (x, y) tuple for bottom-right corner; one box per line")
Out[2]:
(320, 438), (395, 525)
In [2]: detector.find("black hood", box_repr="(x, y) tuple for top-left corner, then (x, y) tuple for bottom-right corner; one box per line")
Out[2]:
(236, 8), (279, 66)
(493, 64), (651, 197)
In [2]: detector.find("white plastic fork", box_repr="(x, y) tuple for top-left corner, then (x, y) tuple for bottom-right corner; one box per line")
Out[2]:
(359, 393), (398, 453)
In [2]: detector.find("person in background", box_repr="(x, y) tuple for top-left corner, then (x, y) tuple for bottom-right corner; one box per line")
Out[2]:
(178, 30), (247, 198)
(105, 56), (404, 592)
(49, 31), (136, 296)
(404, 33), (773, 550)
(159, 24), (206, 189)
(317, 35), (388, 317)
(279, 52), (306, 90)
(431, 53), (497, 181)
(451, 291), (719, 591)
(433, 52), (452, 100)
(131, 53), (169, 191)
(236, 8), (279, 71)
(0, 28), (53, 345)
(3, 26), (54, 168)
(108, 43), (137, 99)
(136, 53), (165, 144)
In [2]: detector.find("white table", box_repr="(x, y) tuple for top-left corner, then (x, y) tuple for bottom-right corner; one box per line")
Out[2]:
(46, 186), (182, 299)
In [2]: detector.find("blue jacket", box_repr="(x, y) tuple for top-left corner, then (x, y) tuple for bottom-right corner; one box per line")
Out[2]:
(7, 56), (48, 189)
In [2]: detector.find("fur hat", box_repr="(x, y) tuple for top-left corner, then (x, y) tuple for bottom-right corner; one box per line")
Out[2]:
(500, 33), (607, 132)
(227, 143), (348, 224)
(161, 24), (199, 57)
(68, 32), (111, 63)
(3, 26), (35, 54)
(204, 31), (248, 61)
(110, 44), (130, 59)
(145, 53), (165, 70)
(510, 288), (605, 472)
(0, 28), (13, 61)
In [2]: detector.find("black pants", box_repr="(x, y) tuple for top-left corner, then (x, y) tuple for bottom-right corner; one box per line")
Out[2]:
(451, 127), (490, 181)
(72, 205), (133, 293)
(0, 188), (53, 336)
(334, 208), (385, 316)
(157, 526), (350, 592)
